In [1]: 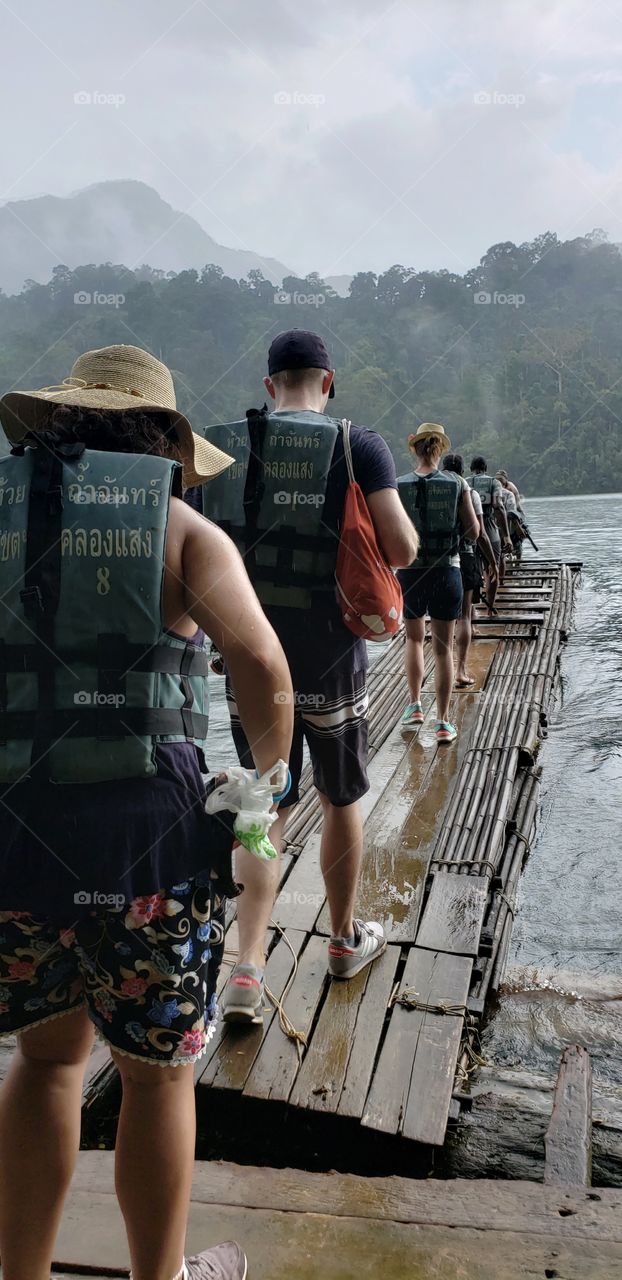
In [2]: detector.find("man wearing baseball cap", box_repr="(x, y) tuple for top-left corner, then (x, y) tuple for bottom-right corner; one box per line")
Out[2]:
(201, 329), (419, 1017)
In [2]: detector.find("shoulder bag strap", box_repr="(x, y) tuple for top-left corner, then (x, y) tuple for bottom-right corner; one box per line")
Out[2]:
(341, 419), (354, 484)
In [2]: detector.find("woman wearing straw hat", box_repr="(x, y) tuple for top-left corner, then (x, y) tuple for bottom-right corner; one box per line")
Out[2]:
(0, 345), (293, 1280)
(396, 424), (479, 743)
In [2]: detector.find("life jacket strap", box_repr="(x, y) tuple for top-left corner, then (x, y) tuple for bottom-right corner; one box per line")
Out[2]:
(19, 449), (65, 781)
(0, 707), (209, 743)
(0, 641), (210, 676)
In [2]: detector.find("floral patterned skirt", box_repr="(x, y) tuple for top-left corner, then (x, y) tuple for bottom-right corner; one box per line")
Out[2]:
(0, 875), (226, 1066)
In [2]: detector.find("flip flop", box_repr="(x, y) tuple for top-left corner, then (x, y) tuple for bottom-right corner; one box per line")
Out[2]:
(455, 677), (475, 688)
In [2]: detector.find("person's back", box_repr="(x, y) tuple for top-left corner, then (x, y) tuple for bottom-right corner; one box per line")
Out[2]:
(200, 329), (419, 1015)
(0, 345), (292, 1280)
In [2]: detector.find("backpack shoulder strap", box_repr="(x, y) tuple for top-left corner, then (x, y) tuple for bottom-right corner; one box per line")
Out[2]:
(341, 419), (354, 484)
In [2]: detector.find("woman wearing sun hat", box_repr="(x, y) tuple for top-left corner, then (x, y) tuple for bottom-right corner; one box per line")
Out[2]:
(396, 423), (479, 743)
(0, 345), (293, 1280)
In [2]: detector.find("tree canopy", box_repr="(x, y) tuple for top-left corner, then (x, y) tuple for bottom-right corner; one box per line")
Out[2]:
(1, 229), (621, 494)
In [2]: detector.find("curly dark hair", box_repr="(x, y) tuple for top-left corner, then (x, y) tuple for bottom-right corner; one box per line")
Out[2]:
(442, 452), (464, 476)
(31, 405), (184, 462)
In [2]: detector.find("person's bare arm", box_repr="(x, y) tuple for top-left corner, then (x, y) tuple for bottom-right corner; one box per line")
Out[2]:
(366, 487), (419, 567)
(477, 517), (498, 579)
(182, 515), (293, 776)
(458, 488), (479, 542)
(493, 497), (511, 544)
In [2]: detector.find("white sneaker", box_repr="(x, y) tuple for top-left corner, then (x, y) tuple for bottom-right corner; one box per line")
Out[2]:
(328, 919), (386, 979)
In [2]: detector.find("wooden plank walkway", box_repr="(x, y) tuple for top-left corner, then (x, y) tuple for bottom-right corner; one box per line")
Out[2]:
(49, 1152), (622, 1279)
(191, 561), (581, 1154)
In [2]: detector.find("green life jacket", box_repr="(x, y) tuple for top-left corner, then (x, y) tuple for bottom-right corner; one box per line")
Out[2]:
(397, 469), (461, 566)
(0, 446), (209, 785)
(202, 410), (339, 609)
(469, 473), (499, 537)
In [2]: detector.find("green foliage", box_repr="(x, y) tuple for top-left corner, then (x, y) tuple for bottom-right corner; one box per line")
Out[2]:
(1, 234), (621, 494)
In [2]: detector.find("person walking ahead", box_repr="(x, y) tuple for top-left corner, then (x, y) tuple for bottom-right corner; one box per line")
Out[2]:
(468, 456), (512, 613)
(397, 425), (479, 743)
(201, 329), (418, 1021)
(0, 345), (293, 1280)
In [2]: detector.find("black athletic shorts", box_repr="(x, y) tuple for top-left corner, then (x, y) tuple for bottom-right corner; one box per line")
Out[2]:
(459, 551), (482, 595)
(397, 565), (463, 622)
(226, 667), (369, 809)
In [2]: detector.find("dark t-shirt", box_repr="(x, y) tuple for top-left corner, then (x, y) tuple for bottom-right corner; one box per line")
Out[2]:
(188, 412), (397, 678)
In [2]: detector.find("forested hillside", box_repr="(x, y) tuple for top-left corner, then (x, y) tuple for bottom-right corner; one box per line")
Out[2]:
(1, 229), (621, 494)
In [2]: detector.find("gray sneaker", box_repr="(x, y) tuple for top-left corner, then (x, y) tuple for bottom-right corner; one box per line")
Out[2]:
(328, 919), (386, 979)
(222, 962), (264, 1025)
(186, 1241), (248, 1279)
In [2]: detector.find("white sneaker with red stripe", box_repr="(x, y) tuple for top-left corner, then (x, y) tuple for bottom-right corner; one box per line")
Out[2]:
(328, 919), (386, 980)
(222, 963), (265, 1025)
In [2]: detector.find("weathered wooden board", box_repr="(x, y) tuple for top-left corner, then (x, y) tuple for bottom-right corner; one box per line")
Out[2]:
(416, 873), (488, 957)
(66, 1153), (622, 1242)
(289, 944), (400, 1115)
(243, 934), (327, 1102)
(362, 947), (472, 1142)
(315, 694), (482, 942)
(475, 613), (545, 624)
(273, 717), (413, 934)
(545, 1044), (593, 1187)
(54, 1193), (622, 1280)
(197, 928), (307, 1093)
(272, 835), (324, 932)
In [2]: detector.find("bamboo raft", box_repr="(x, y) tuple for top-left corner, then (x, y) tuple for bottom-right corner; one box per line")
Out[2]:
(82, 559), (581, 1161)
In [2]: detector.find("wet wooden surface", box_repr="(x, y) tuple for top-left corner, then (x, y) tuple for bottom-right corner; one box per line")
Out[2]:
(191, 564), (581, 1153)
(53, 1153), (622, 1280)
(545, 1044), (593, 1187)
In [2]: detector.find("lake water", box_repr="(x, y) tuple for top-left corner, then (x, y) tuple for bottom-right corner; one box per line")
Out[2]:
(481, 497), (622, 1065)
(211, 494), (622, 1100)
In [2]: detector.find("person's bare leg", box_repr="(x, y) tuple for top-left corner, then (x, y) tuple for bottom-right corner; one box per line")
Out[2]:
(404, 616), (426, 703)
(431, 618), (457, 723)
(485, 562), (499, 614)
(114, 1054), (197, 1280)
(318, 792), (363, 938)
(455, 589), (473, 683)
(234, 808), (289, 968)
(0, 1007), (94, 1280)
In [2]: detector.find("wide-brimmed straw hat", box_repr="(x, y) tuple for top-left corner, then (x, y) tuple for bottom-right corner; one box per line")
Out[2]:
(408, 421), (452, 453)
(0, 345), (233, 489)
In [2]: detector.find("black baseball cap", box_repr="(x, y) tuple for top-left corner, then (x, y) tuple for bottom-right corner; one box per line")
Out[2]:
(267, 329), (335, 398)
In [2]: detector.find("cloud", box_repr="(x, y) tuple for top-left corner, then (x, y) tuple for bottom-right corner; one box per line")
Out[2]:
(1, 0), (622, 278)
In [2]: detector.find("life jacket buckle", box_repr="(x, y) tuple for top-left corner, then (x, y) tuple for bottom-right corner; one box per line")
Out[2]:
(47, 485), (64, 515)
(19, 585), (45, 616)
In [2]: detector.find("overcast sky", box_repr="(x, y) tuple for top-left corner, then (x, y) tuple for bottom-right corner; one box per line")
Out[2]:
(2, 0), (622, 278)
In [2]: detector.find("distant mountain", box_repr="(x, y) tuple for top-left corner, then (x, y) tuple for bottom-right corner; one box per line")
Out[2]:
(0, 180), (292, 295)
(325, 275), (353, 297)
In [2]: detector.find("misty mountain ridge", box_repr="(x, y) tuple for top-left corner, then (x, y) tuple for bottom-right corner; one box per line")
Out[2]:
(0, 180), (295, 295)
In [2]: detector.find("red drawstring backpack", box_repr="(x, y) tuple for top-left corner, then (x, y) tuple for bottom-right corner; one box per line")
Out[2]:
(335, 420), (403, 641)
